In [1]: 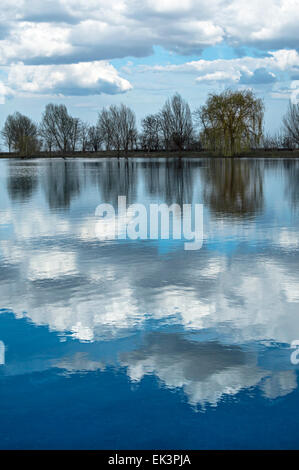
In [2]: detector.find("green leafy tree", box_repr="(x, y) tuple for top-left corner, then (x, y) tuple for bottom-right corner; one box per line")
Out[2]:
(195, 89), (264, 156)
(2, 112), (39, 156)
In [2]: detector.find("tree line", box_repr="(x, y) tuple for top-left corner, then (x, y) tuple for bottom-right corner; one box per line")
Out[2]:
(1, 89), (299, 157)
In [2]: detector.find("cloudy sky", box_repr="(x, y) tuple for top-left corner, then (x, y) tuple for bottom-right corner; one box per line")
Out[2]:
(1, 0), (299, 132)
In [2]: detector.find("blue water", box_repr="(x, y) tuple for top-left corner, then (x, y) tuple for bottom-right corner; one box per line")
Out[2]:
(0, 157), (299, 449)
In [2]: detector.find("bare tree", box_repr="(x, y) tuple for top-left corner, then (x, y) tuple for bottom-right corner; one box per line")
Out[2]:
(159, 93), (193, 150)
(118, 104), (137, 153)
(98, 104), (137, 154)
(282, 133), (296, 150)
(1, 115), (14, 152)
(109, 105), (122, 154)
(1, 112), (39, 156)
(141, 114), (161, 152)
(283, 101), (299, 147)
(98, 108), (115, 151)
(263, 130), (295, 150)
(88, 125), (102, 152)
(79, 121), (90, 152)
(39, 125), (55, 153)
(40, 104), (78, 153)
(263, 131), (280, 149)
(69, 117), (80, 152)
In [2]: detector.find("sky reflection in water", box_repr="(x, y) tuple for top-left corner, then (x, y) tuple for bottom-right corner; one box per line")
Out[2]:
(0, 157), (299, 449)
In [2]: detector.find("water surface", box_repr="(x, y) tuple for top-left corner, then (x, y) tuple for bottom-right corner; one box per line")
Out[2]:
(0, 157), (299, 449)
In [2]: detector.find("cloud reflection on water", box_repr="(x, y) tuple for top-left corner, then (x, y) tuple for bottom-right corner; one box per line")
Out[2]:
(1, 157), (299, 409)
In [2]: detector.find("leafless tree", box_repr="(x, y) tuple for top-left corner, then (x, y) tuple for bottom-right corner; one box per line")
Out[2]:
(78, 121), (90, 152)
(1, 116), (14, 152)
(109, 105), (122, 154)
(88, 125), (102, 152)
(39, 125), (55, 153)
(263, 132), (280, 149)
(263, 130), (295, 150)
(141, 114), (161, 152)
(40, 104), (79, 153)
(69, 117), (80, 152)
(159, 93), (193, 150)
(112, 104), (137, 153)
(98, 104), (137, 154)
(283, 101), (299, 147)
(97, 108), (115, 151)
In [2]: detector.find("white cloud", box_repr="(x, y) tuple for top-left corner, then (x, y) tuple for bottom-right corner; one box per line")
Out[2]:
(0, 1), (299, 66)
(0, 2), (298, 101)
(0, 82), (6, 104)
(0, 81), (13, 104)
(5, 61), (132, 98)
(272, 80), (299, 103)
(141, 49), (299, 86)
(196, 71), (237, 83)
(0, 22), (71, 65)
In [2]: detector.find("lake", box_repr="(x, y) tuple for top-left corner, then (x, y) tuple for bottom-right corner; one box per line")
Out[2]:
(0, 157), (299, 449)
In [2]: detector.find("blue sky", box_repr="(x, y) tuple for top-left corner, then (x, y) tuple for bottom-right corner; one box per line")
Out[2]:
(0, 0), (299, 136)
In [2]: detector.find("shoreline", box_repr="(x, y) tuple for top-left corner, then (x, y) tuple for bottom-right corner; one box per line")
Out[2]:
(1, 150), (299, 159)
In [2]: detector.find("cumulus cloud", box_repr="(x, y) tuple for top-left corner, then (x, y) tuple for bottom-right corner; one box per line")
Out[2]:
(0, 22), (72, 65)
(0, 1), (299, 65)
(0, 81), (13, 104)
(5, 61), (132, 97)
(0, 82), (8, 104)
(0, 1), (298, 100)
(21, 0), (80, 24)
(272, 79), (299, 103)
(139, 49), (299, 88)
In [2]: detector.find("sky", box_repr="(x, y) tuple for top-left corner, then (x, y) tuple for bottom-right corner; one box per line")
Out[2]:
(1, 0), (299, 135)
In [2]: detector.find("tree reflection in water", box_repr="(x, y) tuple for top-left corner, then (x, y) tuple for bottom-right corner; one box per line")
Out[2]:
(43, 160), (82, 209)
(202, 158), (264, 218)
(6, 161), (38, 202)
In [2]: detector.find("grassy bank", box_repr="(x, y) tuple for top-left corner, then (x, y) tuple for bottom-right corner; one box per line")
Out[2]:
(1, 149), (299, 159)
